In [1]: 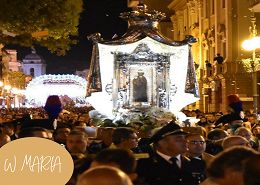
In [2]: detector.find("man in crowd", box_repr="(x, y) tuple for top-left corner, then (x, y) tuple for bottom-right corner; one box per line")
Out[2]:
(18, 127), (49, 138)
(66, 131), (88, 154)
(90, 149), (137, 181)
(206, 113), (216, 124)
(222, 135), (251, 150)
(247, 114), (259, 128)
(0, 133), (11, 147)
(136, 121), (206, 185)
(200, 146), (258, 185)
(88, 127), (114, 154)
(109, 128), (139, 152)
(2, 122), (17, 140)
(234, 126), (259, 150)
(76, 166), (133, 185)
(203, 123), (215, 136)
(205, 128), (228, 155)
(54, 125), (71, 145)
(214, 113), (223, 123)
(185, 133), (214, 166)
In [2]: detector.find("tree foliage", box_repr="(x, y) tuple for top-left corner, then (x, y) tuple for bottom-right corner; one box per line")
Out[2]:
(0, 0), (83, 55)
(6, 71), (32, 89)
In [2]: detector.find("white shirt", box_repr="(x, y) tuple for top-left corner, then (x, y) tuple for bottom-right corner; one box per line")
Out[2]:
(156, 150), (181, 168)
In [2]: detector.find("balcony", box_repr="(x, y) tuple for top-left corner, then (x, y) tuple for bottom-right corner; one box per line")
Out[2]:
(213, 63), (224, 77)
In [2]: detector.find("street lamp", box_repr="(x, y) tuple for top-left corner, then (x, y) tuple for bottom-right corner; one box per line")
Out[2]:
(242, 15), (260, 114)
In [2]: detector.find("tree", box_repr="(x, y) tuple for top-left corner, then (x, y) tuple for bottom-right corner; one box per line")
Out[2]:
(6, 71), (32, 89)
(0, 0), (83, 55)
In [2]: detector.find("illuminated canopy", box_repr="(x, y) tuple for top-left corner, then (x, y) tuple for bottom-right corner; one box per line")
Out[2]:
(87, 3), (199, 118)
(25, 74), (87, 106)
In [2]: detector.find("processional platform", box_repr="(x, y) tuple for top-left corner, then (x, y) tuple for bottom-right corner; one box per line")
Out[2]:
(87, 2), (199, 121)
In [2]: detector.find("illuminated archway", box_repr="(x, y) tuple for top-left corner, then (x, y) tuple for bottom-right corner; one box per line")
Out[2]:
(25, 74), (87, 106)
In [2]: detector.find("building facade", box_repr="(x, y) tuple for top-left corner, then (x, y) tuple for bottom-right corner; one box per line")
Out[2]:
(22, 50), (46, 78)
(129, 0), (259, 112)
(167, 0), (260, 112)
(5, 49), (23, 72)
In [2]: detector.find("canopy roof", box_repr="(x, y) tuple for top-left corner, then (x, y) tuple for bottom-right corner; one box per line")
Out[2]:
(90, 3), (196, 46)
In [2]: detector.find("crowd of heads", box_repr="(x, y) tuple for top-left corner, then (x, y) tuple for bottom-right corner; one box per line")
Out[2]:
(0, 106), (259, 185)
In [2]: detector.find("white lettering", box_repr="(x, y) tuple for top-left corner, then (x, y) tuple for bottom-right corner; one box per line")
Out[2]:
(51, 156), (62, 173)
(31, 156), (40, 172)
(40, 156), (51, 171)
(21, 154), (32, 171)
(19, 155), (61, 173)
(4, 156), (16, 172)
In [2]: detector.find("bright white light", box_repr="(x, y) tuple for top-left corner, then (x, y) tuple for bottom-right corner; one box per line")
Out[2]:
(175, 111), (187, 123)
(86, 92), (114, 119)
(12, 87), (18, 94)
(252, 37), (260, 48)
(242, 37), (260, 51)
(242, 40), (253, 50)
(4, 85), (11, 90)
(25, 74), (87, 106)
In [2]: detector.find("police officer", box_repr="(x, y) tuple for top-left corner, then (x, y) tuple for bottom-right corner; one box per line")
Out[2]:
(136, 121), (206, 185)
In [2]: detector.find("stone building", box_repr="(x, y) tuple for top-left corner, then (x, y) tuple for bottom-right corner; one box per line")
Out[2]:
(5, 49), (23, 72)
(22, 50), (46, 78)
(129, 0), (260, 112)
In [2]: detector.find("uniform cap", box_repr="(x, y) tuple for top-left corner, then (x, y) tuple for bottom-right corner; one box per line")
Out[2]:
(148, 121), (187, 144)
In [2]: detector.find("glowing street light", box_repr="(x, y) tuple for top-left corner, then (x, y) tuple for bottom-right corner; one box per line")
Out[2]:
(242, 15), (260, 113)
(4, 85), (11, 91)
(242, 37), (260, 51)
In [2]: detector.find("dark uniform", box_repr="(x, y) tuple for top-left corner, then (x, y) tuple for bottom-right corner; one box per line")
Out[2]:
(136, 121), (206, 185)
(136, 145), (206, 185)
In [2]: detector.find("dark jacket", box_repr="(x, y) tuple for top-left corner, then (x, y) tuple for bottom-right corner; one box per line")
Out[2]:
(136, 145), (206, 185)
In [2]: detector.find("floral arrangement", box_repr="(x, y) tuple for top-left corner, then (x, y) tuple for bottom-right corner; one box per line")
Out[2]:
(90, 108), (177, 137)
(93, 107), (176, 138)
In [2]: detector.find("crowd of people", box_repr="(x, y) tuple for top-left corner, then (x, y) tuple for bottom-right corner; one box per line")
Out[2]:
(0, 101), (260, 184)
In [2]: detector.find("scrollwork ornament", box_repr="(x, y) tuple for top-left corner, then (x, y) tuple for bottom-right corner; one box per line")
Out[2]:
(105, 82), (113, 95)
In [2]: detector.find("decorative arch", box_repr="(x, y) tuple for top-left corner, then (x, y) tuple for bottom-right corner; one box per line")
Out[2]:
(25, 74), (87, 106)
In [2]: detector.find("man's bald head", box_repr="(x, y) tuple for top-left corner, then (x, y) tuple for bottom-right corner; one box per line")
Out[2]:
(0, 133), (11, 148)
(222, 136), (250, 150)
(76, 166), (132, 185)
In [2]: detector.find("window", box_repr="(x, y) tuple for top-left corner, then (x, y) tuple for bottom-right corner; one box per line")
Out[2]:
(223, 42), (226, 59)
(211, 0), (215, 15)
(222, 0), (225, 9)
(30, 68), (34, 77)
(204, 0), (210, 18)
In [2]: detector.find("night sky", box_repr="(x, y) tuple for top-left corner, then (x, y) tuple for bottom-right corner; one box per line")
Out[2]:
(6, 0), (131, 74)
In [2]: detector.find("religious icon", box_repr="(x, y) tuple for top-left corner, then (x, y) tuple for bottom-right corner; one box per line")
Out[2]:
(133, 70), (148, 102)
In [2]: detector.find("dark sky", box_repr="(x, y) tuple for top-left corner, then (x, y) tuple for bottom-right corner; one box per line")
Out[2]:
(6, 0), (131, 74)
